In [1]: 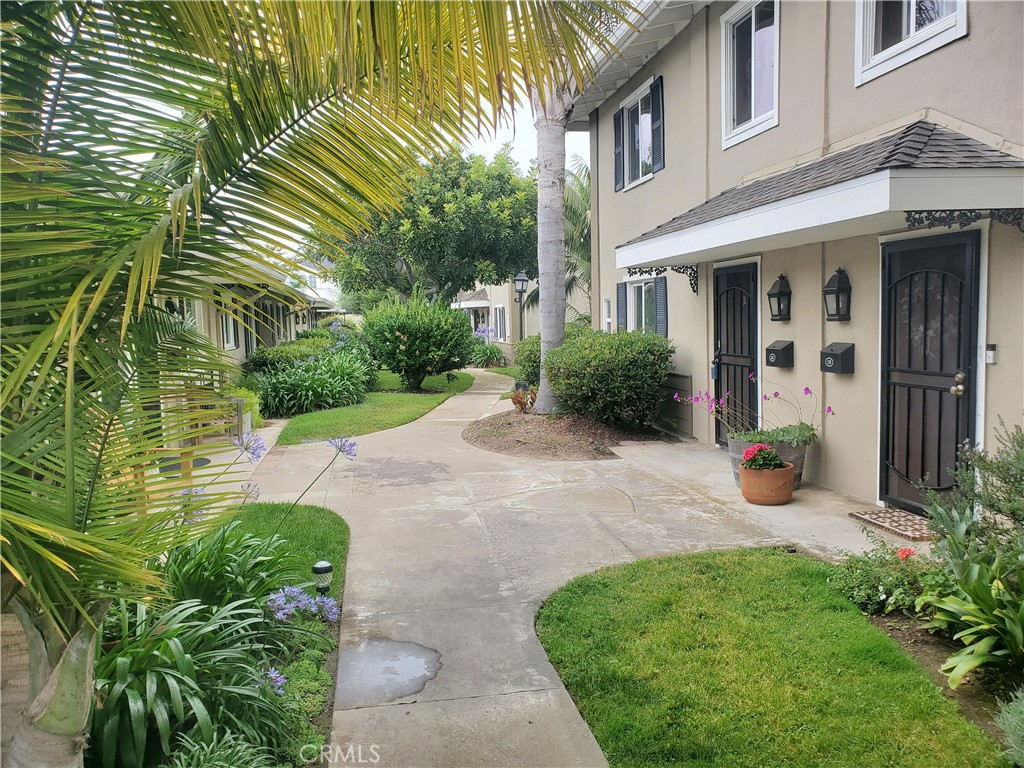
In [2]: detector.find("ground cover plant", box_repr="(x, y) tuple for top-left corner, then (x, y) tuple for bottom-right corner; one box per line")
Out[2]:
(277, 371), (473, 445)
(536, 548), (1005, 768)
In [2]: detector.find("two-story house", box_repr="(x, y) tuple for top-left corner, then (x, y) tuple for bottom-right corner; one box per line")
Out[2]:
(574, 0), (1022, 511)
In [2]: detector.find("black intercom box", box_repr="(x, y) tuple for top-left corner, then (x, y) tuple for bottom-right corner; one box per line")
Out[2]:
(820, 342), (855, 374)
(765, 341), (794, 368)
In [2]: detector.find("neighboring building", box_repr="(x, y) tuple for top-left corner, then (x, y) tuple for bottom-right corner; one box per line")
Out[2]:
(454, 282), (539, 360)
(574, 0), (1023, 511)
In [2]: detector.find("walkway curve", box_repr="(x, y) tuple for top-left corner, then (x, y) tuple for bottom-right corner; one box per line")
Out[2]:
(252, 370), (876, 767)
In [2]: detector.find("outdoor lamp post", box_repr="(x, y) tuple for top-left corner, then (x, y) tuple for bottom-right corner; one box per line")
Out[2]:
(822, 267), (852, 322)
(766, 275), (791, 322)
(513, 271), (528, 340)
(312, 560), (333, 596)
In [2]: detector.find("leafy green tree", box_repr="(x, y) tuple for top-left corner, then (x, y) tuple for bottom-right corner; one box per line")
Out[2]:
(0, 1), (624, 764)
(321, 147), (538, 305)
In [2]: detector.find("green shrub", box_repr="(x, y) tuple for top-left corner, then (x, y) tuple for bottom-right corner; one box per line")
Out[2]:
(831, 531), (940, 615)
(544, 330), (674, 425)
(241, 353), (369, 418)
(243, 337), (333, 373)
(295, 327), (333, 340)
(223, 384), (264, 429)
(513, 325), (589, 388)
(995, 688), (1024, 765)
(362, 288), (473, 389)
(917, 503), (1023, 688)
(317, 313), (360, 335)
(163, 522), (300, 606)
(169, 730), (275, 768)
(92, 598), (309, 768)
(470, 341), (505, 367)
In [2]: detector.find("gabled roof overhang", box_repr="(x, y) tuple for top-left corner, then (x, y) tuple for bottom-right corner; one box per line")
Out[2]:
(616, 167), (1024, 269)
(568, 0), (710, 130)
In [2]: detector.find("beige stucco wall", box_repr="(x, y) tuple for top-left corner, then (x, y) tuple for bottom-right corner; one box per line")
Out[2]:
(590, 1), (1023, 503)
(983, 223), (1024, 443)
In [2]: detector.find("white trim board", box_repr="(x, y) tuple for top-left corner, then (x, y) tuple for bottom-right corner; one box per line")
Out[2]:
(616, 167), (1023, 270)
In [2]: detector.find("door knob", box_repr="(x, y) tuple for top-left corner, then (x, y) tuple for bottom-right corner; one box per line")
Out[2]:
(953, 371), (966, 384)
(949, 384), (965, 397)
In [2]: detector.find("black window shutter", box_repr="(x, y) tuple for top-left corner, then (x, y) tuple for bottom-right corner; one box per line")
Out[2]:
(655, 275), (668, 337)
(616, 282), (627, 331)
(650, 77), (665, 173)
(613, 109), (624, 191)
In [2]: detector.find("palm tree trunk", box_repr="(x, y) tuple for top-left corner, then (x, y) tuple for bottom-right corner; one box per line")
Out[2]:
(533, 85), (573, 414)
(5, 602), (109, 768)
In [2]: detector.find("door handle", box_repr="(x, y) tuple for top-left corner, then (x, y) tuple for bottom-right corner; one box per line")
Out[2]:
(949, 384), (965, 397)
(953, 371), (966, 384)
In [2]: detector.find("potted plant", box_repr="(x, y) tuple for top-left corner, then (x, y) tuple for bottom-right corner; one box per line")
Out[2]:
(679, 378), (834, 489)
(738, 443), (794, 505)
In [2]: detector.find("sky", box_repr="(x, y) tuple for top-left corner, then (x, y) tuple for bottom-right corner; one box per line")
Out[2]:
(462, 106), (591, 172)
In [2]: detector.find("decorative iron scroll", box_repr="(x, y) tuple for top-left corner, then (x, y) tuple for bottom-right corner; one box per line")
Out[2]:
(905, 209), (1024, 233)
(625, 265), (699, 294)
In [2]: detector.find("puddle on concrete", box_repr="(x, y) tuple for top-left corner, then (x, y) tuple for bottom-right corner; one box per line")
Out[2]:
(335, 638), (442, 709)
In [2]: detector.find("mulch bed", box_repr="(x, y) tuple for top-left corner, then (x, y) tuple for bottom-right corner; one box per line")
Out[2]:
(871, 614), (1014, 743)
(462, 411), (675, 461)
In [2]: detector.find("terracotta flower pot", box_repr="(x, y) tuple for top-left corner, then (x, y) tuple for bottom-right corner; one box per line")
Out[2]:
(738, 462), (795, 505)
(728, 436), (806, 489)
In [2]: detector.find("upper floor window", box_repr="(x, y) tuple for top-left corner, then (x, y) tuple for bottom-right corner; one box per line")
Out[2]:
(855, 0), (966, 85)
(721, 0), (779, 149)
(613, 77), (665, 192)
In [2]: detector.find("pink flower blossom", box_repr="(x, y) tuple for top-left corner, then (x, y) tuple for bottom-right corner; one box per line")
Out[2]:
(803, 387), (812, 396)
(896, 547), (916, 561)
(773, 391), (780, 399)
(826, 406), (835, 415)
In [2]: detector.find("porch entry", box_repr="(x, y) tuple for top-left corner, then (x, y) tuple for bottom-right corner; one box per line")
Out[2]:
(713, 263), (759, 446)
(880, 231), (979, 514)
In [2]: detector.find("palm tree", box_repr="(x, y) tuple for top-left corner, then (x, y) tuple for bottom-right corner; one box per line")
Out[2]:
(526, 155), (591, 321)
(0, 2), (623, 764)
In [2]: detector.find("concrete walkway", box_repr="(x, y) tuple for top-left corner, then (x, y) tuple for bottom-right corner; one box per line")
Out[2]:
(251, 371), (888, 768)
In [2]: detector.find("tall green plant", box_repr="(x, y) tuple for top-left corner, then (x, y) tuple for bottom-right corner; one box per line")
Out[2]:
(0, 2), (627, 763)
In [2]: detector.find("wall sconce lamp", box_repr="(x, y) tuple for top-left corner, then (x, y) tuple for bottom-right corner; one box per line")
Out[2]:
(767, 275), (791, 321)
(822, 267), (852, 322)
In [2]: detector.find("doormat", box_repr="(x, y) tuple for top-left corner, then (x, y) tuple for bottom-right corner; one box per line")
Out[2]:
(848, 508), (936, 542)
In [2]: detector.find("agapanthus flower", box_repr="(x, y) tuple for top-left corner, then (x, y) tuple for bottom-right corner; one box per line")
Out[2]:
(328, 436), (358, 461)
(312, 595), (340, 622)
(267, 667), (287, 695)
(234, 431), (266, 463)
(267, 586), (314, 621)
(240, 482), (260, 503)
(176, 486), (207, 500)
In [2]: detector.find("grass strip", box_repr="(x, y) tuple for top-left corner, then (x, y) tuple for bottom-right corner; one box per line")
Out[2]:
(536, 548), (1005, 768)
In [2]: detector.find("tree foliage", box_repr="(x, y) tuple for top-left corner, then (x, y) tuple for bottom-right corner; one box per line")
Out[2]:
(320, 148), (538, 305)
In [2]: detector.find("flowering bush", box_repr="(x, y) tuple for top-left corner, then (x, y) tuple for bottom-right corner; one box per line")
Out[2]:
(831, 532), (940, 615)
(740, 443), (785, 470)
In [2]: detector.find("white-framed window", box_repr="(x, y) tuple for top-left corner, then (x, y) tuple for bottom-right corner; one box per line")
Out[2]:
(603, 298), (613, 332)
(220, 305), (237, 350)
(721, 0), (779, 149)
(493, 306), (508, 342)
(628, 279), (658, 333)
(854, 0), (965, 85)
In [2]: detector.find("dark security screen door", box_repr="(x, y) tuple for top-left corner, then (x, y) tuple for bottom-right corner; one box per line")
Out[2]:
(713, 264), (759, 445)
(881, 232), (979, 513)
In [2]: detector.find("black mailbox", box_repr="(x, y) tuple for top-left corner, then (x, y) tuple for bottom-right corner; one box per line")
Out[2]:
(820, 342), (855, 374)
(765, 341), (794, 368)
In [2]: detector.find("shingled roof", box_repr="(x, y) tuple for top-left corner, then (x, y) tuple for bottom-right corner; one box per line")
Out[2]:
(622, 121), (1023, 248)
(455, 288), (489, 303)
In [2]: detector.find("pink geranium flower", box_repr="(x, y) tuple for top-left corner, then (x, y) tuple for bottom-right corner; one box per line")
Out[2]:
(897, 547), (916, 561)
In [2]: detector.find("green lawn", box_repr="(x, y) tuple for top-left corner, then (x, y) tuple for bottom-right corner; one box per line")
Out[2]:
(536, 548), (1005, 768)
(488, 366), (520, 379)
(229, 502), (349, 600)
(276, 371), (474, 445)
